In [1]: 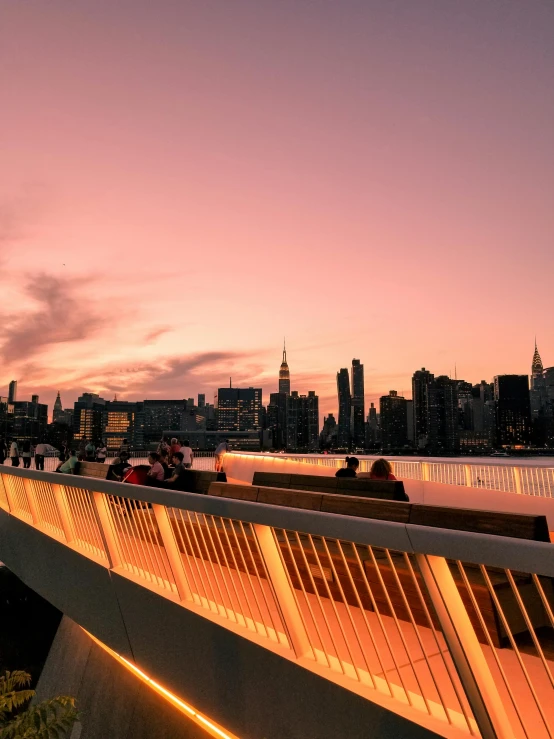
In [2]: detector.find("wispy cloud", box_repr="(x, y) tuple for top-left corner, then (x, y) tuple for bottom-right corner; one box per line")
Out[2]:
(0, 273), (107, 362)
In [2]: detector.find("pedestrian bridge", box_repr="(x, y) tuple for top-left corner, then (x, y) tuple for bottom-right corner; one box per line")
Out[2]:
(1, 453), (554, 738)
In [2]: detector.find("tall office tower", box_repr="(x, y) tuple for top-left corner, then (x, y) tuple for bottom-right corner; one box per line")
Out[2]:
(412, 368), (434, 448)
(13, 398), (48, 443)
(494, 375), (532, 447)
(350, 359), (365, 448)
(279, 340), (291, 396)
(457, 381), (473, 431)
(217, 387), (262, 432)
(406, 400), (414, 443)
(286, 390), (319, 451)
(198, 393), (206, 408)
(379, 391), (408, 450)
(530, 340), (547, 419)
(320, 413), (337, 448)
(427, 376), (460, 454)
(53, 391), (64, 423)
(336, 368), (351, 449)
(366, 402), (380, 447)
(8, 380), (17, 404)
(267, 391), (288, 449)
(102, 400), (138, 450)
(73, 393), (107, 442)
(0, 396), (14, 439)
(134, 400), (187, 447)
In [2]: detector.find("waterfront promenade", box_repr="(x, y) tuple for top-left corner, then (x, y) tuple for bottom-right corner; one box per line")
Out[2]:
(1, 451), (554, 737)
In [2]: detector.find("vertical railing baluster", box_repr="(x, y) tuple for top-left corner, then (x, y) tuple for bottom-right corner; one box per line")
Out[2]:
(415, 553), (513, 739)
(91, 492), (121, 568)
(513, 466), (523, 495)
(51, 484), (74, 542)
(22, 478), (40, 525)
(152, 504), (193, 602)
(253, 524), (312, 659)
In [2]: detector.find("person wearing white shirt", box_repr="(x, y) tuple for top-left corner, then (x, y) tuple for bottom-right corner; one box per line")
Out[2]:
(181, 439), (194, 469)
(35, 441), (48, 470)
(9, 440), (19, 467)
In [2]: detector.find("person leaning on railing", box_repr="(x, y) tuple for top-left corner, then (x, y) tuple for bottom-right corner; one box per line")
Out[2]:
(369, 458), (397, 480)
(215, 439), (229, 472)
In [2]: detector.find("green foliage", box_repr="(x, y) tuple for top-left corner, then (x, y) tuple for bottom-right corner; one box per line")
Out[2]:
(0, 671), (78, 739)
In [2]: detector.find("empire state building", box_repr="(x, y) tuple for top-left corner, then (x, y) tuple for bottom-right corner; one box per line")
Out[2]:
(279, 341), (291, 395)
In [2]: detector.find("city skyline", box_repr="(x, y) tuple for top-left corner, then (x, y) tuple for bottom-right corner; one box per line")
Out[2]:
(1, 1), (553, 416)
(2, 336), (551, 423)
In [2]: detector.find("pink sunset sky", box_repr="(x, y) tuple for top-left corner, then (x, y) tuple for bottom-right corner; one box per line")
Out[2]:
(1, 0), (553, 417)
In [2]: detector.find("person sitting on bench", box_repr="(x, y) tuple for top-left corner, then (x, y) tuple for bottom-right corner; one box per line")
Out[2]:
(336, 456), (359, 478)
(369, 458), (397, 480)
(147, 452), (165, 483)
(107, 451), (133, 482)
(56, 450), (79, 474)
(165, 451), (186, 488)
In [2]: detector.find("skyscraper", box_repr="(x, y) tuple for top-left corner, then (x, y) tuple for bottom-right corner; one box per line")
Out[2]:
(279, 340), (291, 396)
(217, 387), (262, 432)
(494, 375), (532, 447)
(267, 391), (287, 449)
(8, 380), (17, 404)
(336, 368), (351, 449)
(530, 340), (547, 419)
(73, 393), (106, 442)
(102, 399), (138, 450)
(412, 368), (434, 448)
(351, 359), (365, 448)
(380, 391), (408, 450)
(53, 391), (64, 423)
(427, 376), (460, 454)
(286, 390), (319, 451)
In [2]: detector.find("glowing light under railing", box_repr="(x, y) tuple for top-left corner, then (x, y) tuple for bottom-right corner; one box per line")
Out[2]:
(84, 630), (239, 739)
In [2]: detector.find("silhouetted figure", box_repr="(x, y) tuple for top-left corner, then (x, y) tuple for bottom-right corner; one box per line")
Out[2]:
(369, 458), (397, 480)
(35, 441), (48, 470)
(10, 440), (19, 467)
(22, 439), (32, 469)
(336, 456), (359, 478)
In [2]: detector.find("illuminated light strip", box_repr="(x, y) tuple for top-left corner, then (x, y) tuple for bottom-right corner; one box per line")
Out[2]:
(83, 630), (239, 739)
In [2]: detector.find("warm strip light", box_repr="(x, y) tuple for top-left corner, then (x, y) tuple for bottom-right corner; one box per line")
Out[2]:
(83, 629), (239, 739)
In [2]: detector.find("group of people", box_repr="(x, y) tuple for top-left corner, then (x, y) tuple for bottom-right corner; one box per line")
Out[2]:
(336, 456), (397, 480)
(101, 438), (195, 488)
(0, 438), (50, 470)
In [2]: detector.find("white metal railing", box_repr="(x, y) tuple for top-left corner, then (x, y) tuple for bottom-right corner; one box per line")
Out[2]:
(1, 467), (554, 738)
(269, 454), (554, 498)
(1, 451), (216, 474)
(4, 452), (554, 497)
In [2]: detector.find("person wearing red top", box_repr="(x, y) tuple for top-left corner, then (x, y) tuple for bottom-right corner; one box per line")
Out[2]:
(169, 437), (181, 456)
(369, 458), (397, 480)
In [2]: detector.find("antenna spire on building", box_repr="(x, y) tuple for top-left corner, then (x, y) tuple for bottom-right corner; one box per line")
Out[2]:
(532, 337), (543, 374)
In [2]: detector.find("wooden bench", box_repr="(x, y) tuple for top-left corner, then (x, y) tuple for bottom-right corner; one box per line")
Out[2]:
(206, 481), (552, 646)
(208, 482), (550, 541)
(75, 461), (110, 480)
(170, 469), (227, 494)
(252, 472), (409, 502)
